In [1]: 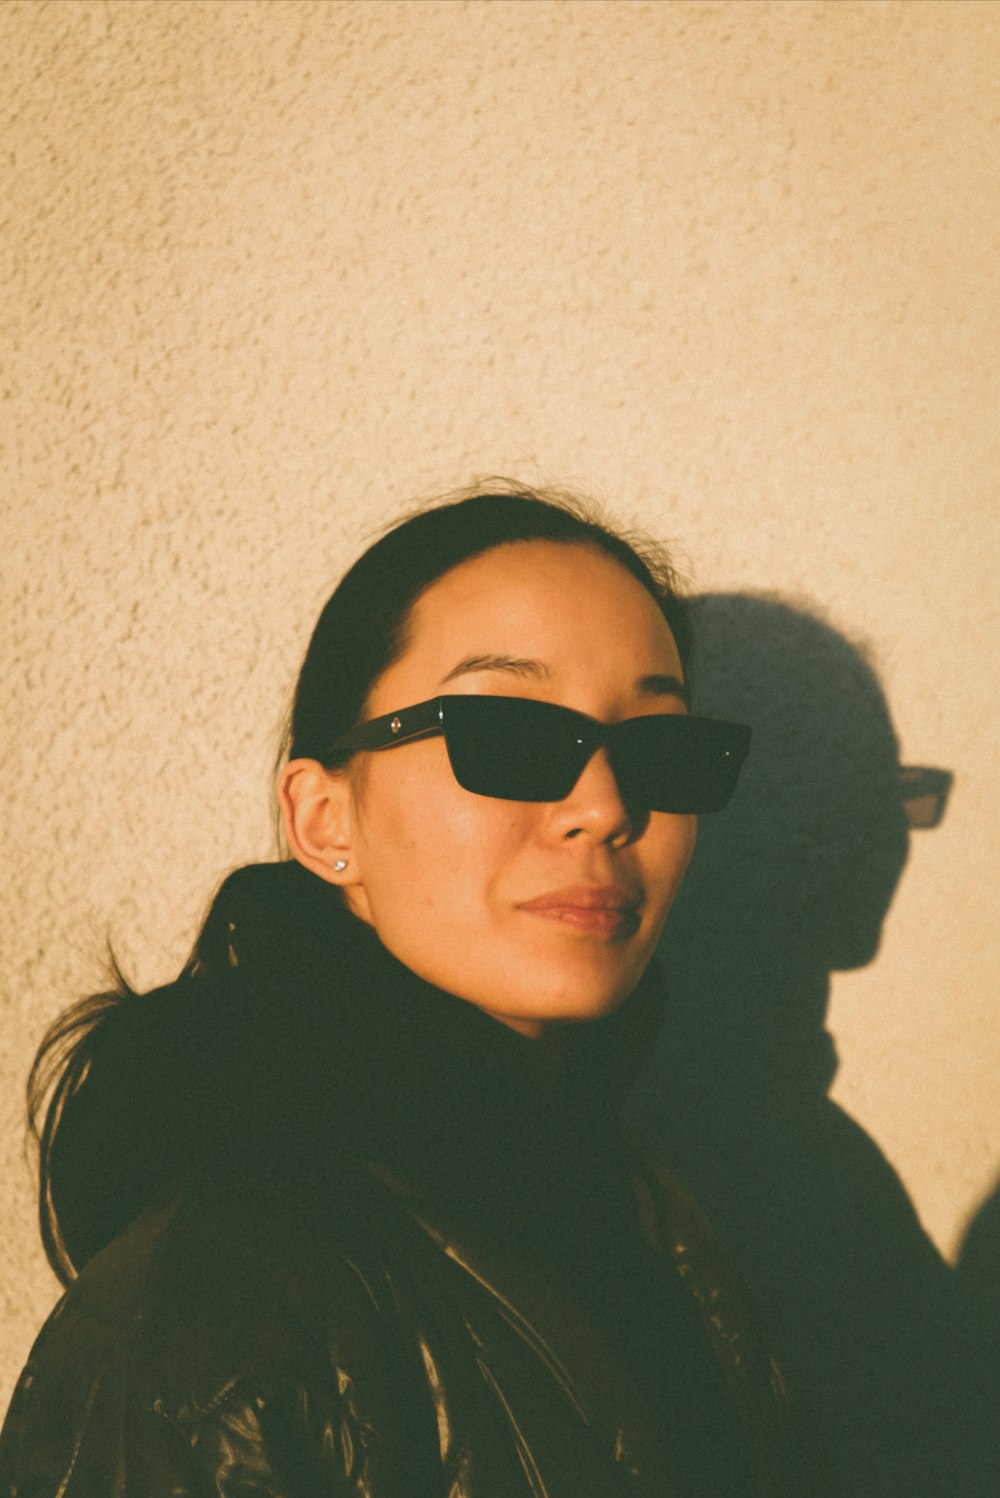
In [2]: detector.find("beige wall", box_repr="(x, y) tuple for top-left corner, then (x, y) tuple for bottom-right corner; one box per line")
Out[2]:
(2, 0), (998, 1409)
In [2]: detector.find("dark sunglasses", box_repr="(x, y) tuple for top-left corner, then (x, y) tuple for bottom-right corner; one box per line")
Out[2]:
(329, 695), (751, 814)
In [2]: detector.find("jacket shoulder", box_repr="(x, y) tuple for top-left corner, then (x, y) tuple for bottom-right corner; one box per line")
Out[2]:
(0, 1167), (437, 1496)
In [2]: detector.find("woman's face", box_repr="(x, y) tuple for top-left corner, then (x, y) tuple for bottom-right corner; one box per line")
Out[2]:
(338, 540), (696, 1036)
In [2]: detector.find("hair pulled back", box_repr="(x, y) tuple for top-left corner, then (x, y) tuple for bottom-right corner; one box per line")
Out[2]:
(30, 484), (687, 1282)
(287, 484), (688, 766)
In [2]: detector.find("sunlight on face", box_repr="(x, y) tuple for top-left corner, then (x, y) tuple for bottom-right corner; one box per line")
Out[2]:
(343, 541), (697, 1035)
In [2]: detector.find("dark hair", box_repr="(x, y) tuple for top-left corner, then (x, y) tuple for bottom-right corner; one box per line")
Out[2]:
(287, 483), (688, 765)
(29, 483), (687, 1282)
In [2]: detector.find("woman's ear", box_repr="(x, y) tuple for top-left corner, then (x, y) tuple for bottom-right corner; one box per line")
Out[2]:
(278, 759), (358, 889)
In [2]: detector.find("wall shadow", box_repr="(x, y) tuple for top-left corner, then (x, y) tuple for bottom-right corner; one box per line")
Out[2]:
(625, 593), (998, 1497)
(956, 1173), (1000, 1367)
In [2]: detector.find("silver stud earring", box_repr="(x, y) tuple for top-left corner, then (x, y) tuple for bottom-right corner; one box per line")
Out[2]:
(334, 859), (348, 873)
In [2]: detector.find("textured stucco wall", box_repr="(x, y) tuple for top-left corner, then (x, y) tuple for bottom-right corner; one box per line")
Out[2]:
(2, 0), (998, 1414)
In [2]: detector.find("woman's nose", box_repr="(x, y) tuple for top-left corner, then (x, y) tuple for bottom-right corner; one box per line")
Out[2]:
(549, 747), (637, 846)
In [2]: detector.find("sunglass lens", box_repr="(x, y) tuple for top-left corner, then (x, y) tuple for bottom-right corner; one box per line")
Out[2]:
(443, 697), (588, 801)
(612, 716), (750, 813)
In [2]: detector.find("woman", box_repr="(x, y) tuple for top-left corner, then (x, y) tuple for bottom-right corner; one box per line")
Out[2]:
(1, 486), (800, 1496)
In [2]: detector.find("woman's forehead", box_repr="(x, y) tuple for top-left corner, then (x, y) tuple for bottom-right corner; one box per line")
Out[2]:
(385, 540), (681, 694)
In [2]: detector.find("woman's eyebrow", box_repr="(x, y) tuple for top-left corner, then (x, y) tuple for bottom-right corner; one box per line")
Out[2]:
(639, 673), (689, 704)
(439, 657), (688, 703)
(440, 654), (553, 684)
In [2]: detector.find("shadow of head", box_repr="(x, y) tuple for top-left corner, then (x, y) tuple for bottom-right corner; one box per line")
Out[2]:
(632, 598), (986, 1497)
(667, 594), (944, 976)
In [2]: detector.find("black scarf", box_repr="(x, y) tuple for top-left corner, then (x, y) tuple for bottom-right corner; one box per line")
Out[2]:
(217, 861), (656, 1239)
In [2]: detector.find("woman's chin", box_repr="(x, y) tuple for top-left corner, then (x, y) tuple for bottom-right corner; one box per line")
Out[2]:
(468, 958), (647, 1034)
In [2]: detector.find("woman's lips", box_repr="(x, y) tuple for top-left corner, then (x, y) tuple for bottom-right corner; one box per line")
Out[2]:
(517, 886), (641, 938)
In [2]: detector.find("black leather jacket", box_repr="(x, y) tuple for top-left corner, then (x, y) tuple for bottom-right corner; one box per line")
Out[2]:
(1, 871), (807, 1496)
(2, 1155), (796, 1496)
